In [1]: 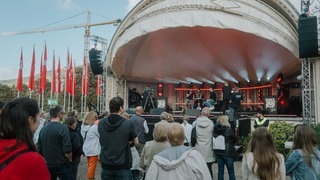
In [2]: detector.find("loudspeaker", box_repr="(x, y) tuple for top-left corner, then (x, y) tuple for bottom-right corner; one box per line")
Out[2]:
(150, 108), (165, 115)
(238, 118), (251, 137)
(89, 48), (103, 75)
(184, 109), (200, 117)
(298, 16), (318, 58)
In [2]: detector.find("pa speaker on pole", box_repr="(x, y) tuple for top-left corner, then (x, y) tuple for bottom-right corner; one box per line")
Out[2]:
(89, 48), (103, 75)
(298, 16), (318, 58)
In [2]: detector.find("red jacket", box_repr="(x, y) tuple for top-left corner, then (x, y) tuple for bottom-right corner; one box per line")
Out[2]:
(0, 139), (50, 180)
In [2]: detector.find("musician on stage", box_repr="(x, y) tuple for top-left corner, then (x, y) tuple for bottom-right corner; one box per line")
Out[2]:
(186, 89), (194, 109)
(194, 88), (204, 110)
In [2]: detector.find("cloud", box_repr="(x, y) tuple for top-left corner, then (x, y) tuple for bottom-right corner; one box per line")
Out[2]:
(0, 68), (15, 81)
(127, 0), (141, 12)
(56, 0), (76, 10)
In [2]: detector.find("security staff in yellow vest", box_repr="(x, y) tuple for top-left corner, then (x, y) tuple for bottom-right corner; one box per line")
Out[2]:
(254, 110), (269, 129)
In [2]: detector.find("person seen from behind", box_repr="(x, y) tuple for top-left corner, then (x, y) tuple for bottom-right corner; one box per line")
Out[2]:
(81, 111), (100, 180)
(285, 125), (320, 179)
(38, 105), (74, 180)
(65, 116), (83, 179)
(242, 127), (285, 180)
(213, 115), (237, 180)
(0, 97), (50, 179)
(98, 96), (138, 179)
(192, 107), (215, 178)
(181, 114), (192, 146)
(139, 122), (170, 174)
(145, 122), (211, 180)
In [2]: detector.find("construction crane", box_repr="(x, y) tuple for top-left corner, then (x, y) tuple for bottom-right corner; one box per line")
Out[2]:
(1, 11), (121, 113)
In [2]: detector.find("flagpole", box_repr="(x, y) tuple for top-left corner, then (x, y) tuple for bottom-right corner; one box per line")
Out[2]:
(29, 89), (32, 98)
(63, 79), (66, 112)
(68, 94), (70, 112)
(41, 91), (44, 112)
(38, 93), (41, 107)
(17, 91), (20, 98)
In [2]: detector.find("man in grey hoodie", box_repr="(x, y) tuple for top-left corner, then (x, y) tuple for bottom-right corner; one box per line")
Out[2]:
(98, 96), (138, 179)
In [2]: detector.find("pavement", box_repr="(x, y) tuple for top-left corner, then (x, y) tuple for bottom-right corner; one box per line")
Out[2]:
(77, 157), (290, 180)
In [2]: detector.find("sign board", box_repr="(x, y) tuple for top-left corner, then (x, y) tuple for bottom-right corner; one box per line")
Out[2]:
(48, 99), (58, 106)
(264, 96), (277, 114)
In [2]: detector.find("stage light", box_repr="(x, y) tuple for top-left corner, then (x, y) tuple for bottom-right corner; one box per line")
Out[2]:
(276, 72), (283, 83)
(157, 82), (164, 97)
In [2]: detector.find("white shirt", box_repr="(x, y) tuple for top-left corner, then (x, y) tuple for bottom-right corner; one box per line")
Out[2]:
(181, 122), (192, 143)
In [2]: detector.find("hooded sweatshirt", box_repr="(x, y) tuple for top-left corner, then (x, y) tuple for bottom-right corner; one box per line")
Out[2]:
(192, 116), (215, 163)
(145, 146), (211, 180)
(98, 114), (137, 170)
(0, 139), (50, 180)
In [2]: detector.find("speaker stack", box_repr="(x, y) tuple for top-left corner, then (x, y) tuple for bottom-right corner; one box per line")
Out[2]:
(89, 48), (104, 75)
(298, 16), (318, 58)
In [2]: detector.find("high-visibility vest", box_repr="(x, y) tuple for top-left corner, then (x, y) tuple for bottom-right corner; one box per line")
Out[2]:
(255, 118), (269, 129)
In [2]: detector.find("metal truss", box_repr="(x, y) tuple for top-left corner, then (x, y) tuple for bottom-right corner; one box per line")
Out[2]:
(301, 58), (314, 124)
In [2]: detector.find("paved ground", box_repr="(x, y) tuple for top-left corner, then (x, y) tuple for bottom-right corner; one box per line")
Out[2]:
(77, 157), (289, 179)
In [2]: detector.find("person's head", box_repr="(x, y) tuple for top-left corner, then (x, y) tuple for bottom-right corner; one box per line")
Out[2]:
(49, 105), (64, 120)
(182, 114), (189, 122)
(83, 111), (98, 125)
(0, 97), (40, 151)
(292, 125), (318, 167)
(167, 113), (174, 123)
(69, 110), (78, 118)
(109, 96), (124, 114)
(247, 127), (280, 180)
(234, 86), (239, 92)
(135, 106), (143, 115)
(209, 87), (214, 92)
(167, 122), (185, 146)
(153, 122), (168, 142)
(121, 112), (130, 120)
(201, 107), (211, 117)
(64, 116), (77, 130)
(256, 110), (264, 119)
(160, 112), (168, 120)
(224, 82), (229, 86)
(217, 115), (230, 127)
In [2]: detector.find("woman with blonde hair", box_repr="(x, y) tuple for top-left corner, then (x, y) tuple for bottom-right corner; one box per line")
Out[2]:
(213, 115), (236, 180)
(81, 111), (101, 180)
(139, 121), (170, 174)
(145, 122), (211, 180)
(286, 125), (320, 179)
(242, 127), (285, 180)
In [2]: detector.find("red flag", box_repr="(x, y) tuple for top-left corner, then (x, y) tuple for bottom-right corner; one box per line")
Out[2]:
(41, 44), (47, 91)
(71, 61), (76, 96)
(38, 53), (43, 94)
(65, 50), (71, 94)
(57, 58), (61, 94)
(28, 46), (36, 91)
(16, 48), (23, 92)
(51, 52), (56, 93)
(96, 75), (102, 96)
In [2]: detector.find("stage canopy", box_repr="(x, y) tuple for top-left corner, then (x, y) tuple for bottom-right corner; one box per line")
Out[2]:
(106, 0), (301, 85)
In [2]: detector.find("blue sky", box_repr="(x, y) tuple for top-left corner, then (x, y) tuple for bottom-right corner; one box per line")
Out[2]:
(0, 0), (140, 80)
(0, 0), (300, 81)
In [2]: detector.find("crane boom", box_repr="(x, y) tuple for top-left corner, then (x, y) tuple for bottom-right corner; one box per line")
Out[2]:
(0, 19), (121, 36)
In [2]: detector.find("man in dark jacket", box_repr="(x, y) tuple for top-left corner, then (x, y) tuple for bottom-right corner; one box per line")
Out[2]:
(98, 96), (138, 179)
(221, 82), (232, 114)
(228, 86), (242, 130)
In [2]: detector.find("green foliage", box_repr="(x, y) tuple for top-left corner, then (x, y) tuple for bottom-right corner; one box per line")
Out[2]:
(238, 121), (295, 157)
(310, 124), (320, 143)
(269, 121), (294, 156)
(238, 133), (252, 152)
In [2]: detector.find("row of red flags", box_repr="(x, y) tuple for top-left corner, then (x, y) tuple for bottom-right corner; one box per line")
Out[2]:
(16, 44), (103, 97)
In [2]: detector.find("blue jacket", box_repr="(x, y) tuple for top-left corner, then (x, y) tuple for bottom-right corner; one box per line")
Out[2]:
(285, 146), (320, 180)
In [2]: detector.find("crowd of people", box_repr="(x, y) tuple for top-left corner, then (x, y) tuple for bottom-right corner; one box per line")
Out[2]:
(0, 97), (320, 180)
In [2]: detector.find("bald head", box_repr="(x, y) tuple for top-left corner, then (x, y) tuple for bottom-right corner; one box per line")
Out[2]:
(201, 107), (211, 116)
(136, 106), (143, 115)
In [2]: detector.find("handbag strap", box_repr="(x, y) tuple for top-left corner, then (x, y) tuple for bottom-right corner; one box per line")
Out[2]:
(0, 149), (31, 171)
(83, 124), (93, 142)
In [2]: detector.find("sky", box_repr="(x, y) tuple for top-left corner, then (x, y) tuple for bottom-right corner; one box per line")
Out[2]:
(0, 0), (300, 81)
(0, 0), (141, 81)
